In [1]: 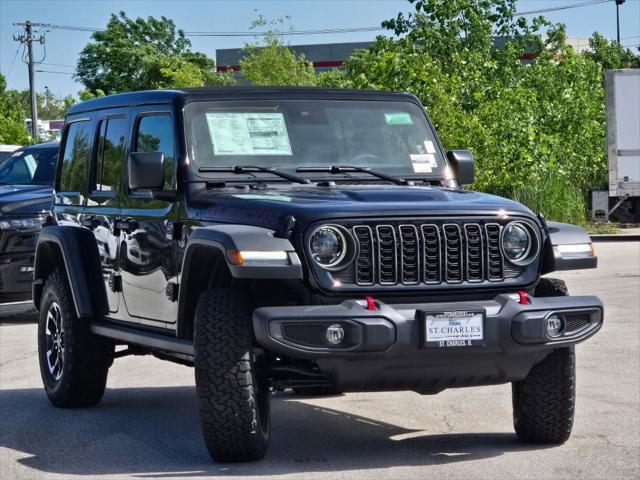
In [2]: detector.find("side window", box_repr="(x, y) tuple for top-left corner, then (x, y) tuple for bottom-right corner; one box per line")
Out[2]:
(134, 115), (175, 189)
(94, 117), (128, 193)
(59, 121), (92, 192)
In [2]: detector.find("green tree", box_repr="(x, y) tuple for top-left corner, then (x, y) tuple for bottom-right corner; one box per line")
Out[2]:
(0, 73), (31, 145)
(37, 90), (76, 119)
(75, 11), (231, 94)
(339, 0), (608, 224)
(240, 16), (318, 86)
(584, 32), (639, 70)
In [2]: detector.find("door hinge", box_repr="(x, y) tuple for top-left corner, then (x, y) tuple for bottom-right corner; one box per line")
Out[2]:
(165, 281), (179, 302)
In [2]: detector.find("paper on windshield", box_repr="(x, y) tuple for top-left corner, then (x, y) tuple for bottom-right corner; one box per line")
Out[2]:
(206, 112), (293, 155)
(410, 153), (437, 173)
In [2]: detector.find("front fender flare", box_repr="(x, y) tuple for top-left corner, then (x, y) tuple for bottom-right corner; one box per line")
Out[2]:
(181, 225), (303, 280)
(541, 221), (597, 274)
(176, 225), (303, 339)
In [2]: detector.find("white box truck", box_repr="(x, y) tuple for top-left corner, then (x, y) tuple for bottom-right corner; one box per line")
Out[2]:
(594, 69), (640, 221)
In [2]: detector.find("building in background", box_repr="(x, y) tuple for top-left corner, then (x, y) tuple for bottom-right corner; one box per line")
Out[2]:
(216, 36), (592, 79)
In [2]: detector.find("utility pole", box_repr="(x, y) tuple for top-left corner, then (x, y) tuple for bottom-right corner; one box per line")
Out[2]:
(13, 21), (46, 141)
(615, 0), (625, 44)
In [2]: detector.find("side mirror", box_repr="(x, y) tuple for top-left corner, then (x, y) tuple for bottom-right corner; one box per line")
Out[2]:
(129, 152), (164, 191)
(446, 150), (474, 185)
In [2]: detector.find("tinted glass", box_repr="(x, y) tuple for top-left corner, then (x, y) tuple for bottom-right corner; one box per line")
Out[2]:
(135, 115), (175, 189)
(185, 100), (446, 179)
(60, 121), (92, 192)
(0, 148), (58, 185)
(95, 117), (127, 192)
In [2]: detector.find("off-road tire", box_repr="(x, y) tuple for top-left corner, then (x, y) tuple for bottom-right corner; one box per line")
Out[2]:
(194, 288), (270, 463)
(534, 277), (568, 297)
(512, 347), (576, 444)
(38, 269), (112, 407)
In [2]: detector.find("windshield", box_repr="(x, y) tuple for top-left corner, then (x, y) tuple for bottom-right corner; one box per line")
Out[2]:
(0, 147), (57, 186)
(185, 99), (446, 180)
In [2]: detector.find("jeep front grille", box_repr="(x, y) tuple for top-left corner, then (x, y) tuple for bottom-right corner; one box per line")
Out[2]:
(348, 221), (519, 286)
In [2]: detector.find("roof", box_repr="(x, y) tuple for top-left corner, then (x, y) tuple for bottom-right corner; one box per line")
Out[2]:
(0, 144), (22, 152)
(66, 87), (419, 115)
(20, 141), (59, 151)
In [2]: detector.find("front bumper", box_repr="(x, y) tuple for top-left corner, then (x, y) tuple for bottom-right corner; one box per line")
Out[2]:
(0, 251), (35, 303)
(253, 293), (603, 392)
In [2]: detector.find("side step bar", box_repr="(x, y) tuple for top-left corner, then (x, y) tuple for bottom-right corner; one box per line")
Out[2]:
(91, 320), (194, 356)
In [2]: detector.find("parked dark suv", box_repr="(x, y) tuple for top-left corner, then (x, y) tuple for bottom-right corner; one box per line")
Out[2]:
(0, 142), (57, 310)
(33, 88), (602, 462)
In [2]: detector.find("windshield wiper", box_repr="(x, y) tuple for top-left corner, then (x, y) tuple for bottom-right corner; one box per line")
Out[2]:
(199, 165), (311, 185)
(297, 166), (414, 186)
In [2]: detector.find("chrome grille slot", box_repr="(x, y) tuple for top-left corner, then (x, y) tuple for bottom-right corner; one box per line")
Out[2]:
(443, 224), (463, 283)
(376, 225), (397, 284)
(421, 224), (441, 284)
(353, 226), (375, 285)
(399, 225), (420, 284)
(464, 224), (484, 282)
(485, 223), (504, 281)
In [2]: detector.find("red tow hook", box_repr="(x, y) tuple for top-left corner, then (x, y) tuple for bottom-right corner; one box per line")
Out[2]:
(517, 290), (528, 305)
(365, 296), (376, 311)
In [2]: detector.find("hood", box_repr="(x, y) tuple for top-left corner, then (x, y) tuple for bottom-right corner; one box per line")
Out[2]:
(0, 184), (53, 217)
(189, 184), (534, 228)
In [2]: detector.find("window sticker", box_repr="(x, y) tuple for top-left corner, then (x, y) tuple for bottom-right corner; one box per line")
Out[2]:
(24, 154), (37, 177)
(206, 112), (293, 155)
(384, 112), (413, 125)
(424, 140), (436, 154)
(413, 162), (432, 173)
(410, 153), (436, 173)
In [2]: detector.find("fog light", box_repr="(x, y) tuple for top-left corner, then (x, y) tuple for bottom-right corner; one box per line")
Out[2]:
(326, 324), (345, 345)
(546, 315), (563, 338)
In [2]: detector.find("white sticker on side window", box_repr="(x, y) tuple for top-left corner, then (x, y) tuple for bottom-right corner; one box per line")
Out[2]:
(206, 112), (293, 155)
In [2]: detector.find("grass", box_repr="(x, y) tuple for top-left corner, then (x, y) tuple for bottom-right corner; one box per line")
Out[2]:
(503, 173), (587, 226)
(584, 221), (619, 235)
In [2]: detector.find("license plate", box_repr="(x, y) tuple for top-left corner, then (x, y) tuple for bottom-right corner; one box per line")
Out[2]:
(423, 310), (485, 348)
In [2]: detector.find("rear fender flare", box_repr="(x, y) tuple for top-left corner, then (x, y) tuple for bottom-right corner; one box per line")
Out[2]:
(33, 225), (108, 318)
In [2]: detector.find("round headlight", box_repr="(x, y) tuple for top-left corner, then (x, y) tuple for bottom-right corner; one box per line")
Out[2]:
(309, 225), (347, 268)
(501, 222), (537, 265)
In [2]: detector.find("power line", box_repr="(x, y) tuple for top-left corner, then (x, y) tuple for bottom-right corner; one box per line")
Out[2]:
(5, 44), (23, 79)
(27, 1), (620, 39)
(516, 0), (613, 16)
(35, 69), (74, 75)
(39, 22), (385, 37)
(186, 26), (384, 37)
(40, 62), (75, 68)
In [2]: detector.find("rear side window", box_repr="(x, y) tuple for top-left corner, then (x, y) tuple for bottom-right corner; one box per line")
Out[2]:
(134, 115), (175, 189)
(94, 117), (128, 193)
(59, 121), (92, 192)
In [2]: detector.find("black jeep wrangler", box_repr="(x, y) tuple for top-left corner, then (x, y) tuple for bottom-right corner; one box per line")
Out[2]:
(33, 87), (603, 462)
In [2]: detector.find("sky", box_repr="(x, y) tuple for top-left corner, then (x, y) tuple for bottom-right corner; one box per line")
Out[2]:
(1, 0), (639, 98)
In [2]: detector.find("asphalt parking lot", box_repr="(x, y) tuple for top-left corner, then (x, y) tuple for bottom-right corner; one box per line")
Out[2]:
(1, 241), (638, 480)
